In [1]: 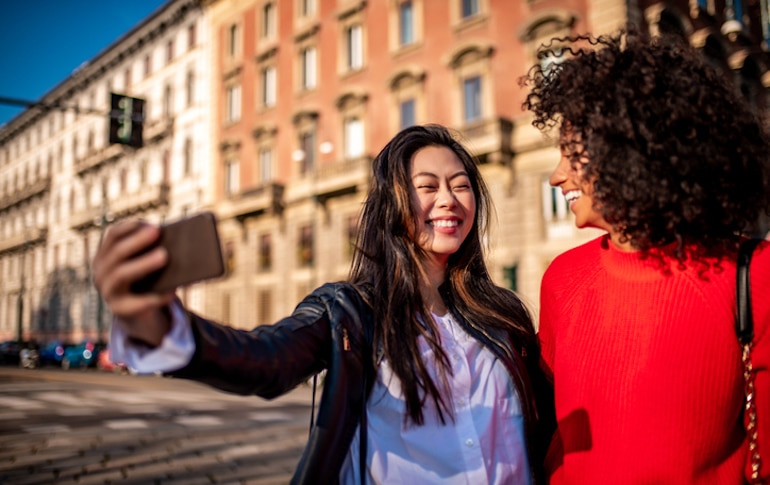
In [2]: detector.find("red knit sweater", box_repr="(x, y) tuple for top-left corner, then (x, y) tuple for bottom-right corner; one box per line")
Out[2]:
(538, 235), (770, 484)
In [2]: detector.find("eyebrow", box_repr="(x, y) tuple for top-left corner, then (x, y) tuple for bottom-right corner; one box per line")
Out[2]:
(411, 171), (470, 180)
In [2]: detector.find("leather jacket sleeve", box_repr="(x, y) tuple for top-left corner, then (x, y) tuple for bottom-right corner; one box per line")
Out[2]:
(169, 283), (340, 399)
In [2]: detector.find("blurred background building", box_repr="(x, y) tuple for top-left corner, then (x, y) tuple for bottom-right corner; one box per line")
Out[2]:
(0, 0), (768, 344)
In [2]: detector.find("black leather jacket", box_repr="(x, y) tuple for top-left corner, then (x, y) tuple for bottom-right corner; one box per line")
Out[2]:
(170, 282), (554, 484)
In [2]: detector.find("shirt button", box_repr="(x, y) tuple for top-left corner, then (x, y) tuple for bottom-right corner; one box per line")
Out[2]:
(465, 439), (474, 447)
(457, 399), (466, 407)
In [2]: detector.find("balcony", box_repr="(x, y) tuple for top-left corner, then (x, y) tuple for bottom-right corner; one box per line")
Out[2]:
(219, 183), (284, 222)
(110, 182), (170, 219)
(314, 155), (371, 204)
(75, 144), (126, 175)
(459, 117), (514, 165)
(0, 176), (51, 211)
(70, 205), (104, 231)
(144, 116), (174, 143)
(0, 226), (48, 255)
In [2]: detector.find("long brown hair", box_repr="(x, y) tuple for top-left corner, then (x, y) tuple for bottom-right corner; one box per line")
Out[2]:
(349, 124), (535, 425)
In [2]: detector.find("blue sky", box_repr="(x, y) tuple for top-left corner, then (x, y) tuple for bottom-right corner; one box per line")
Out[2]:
(0, 1), (168, 127)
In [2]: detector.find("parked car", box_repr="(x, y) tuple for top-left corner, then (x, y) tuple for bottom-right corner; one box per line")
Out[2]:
(61, 341), (100, 369)
(37, 341), (67, 367)
(0, 340), (22, 365)
(97, 347), (133, 374)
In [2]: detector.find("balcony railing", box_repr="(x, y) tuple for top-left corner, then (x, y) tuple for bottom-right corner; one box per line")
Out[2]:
(110, 182), (170, 219)
(144, 116), (174, 143)
(0, 226), (48, 255)
(314, 155), (371, 203)
(220, 183), (284, 221)
(0, 176), (51, 211)
(75, 144), (126, 175)
(70, 205), (104, 231)
(460, 117), (514, 164)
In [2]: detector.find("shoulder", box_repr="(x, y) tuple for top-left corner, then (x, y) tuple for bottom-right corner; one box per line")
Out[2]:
(543, 236), (605, 283)
(305, 282), (372, 317)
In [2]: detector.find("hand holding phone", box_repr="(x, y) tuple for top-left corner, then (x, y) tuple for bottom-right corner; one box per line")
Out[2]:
(130, 212), (225, 293)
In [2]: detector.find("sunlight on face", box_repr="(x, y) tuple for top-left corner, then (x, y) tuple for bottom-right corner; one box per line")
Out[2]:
(410, 145), (476, 268)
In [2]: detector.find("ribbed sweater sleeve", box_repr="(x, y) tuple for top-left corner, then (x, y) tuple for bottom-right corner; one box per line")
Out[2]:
(538, 235), (770, 484)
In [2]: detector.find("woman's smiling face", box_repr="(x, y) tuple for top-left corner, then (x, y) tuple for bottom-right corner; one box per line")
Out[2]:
(410, 145), (476, 266)
(549, 133), (612, 233)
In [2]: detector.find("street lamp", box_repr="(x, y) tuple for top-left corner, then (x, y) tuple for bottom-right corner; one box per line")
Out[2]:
(15, 224), (33, 343)
(94, 181), (112, 344)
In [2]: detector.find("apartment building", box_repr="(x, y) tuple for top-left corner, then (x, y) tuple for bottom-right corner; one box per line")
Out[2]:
(0, 0), (210, 343)
(0, 0), (767, 343)
(199, 0), (770, 329)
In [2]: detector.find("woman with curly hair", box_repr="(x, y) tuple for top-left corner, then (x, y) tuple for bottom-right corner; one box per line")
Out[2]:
(92, 124), (555, 484)
(522, 29), (770, 483)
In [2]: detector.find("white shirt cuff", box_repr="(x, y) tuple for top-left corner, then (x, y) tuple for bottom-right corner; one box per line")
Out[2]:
(109, 301), (196, 374)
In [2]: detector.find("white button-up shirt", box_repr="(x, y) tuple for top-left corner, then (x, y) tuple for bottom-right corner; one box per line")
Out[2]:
(339, 312), (530, 484)
(111, 309), (530, 484)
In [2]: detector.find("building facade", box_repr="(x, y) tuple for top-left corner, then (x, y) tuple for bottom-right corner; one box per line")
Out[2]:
(0, 0), (768, 343)
(0, 0), (211, 343)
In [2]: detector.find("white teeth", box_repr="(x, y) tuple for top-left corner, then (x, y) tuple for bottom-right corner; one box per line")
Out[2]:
(432, 219), (458, 228)
(564, 190), (581, 203)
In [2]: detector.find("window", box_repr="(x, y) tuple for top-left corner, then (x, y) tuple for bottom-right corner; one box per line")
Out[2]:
(144, 54), (152, 77)
(258, 233), (272, 271)
(461, 0), (479, 18)
(228, 23), (240, 57)
(346, 215), (359, 258)
(399, 1), (414, 46)
(344, 118), (364, 158)
(226, 84), (242, 122)
(186, 69), (195, 106)
(224, 241), (235, 275)
(166, 39), (174, 63)
(261, 66), (277, 107)
(542, 179), (569, 222)
(183, 138), (193, 176)
(257, 289), (272, 323)
(300, 130), (316, 175)
(262, 2), (276, 39)
(163, 84), (173, 117)
(124, 67), (131, 89)
(163, 150), (170, 183)
(188, 23), (196, 49)
(298, 224), (314, 266)
(258, 147), (272, 182)
(224, 159), (240, 195)
(346, 25), (363, 71)
(299, 0), (315, 17)
(399, 98), (416, 129)
(463, 75), (482, 122)
(301, 46), (317, 89)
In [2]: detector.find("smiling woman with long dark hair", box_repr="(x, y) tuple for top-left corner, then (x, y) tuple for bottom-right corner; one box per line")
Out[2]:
(92, 124), (555, 484)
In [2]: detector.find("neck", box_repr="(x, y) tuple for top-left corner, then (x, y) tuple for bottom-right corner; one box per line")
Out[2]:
(420, 259), (448, 316)
(608, 230), (637, 252)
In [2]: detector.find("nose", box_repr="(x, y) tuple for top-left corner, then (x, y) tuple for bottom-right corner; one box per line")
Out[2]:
(437, 185), (457, 208)
(549, 152), (571, 187)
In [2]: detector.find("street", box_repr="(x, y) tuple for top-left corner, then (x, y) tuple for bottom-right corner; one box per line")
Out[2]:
(0, 367), (314, 484)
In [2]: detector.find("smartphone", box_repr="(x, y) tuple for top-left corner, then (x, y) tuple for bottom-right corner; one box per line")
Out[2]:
(130, 212), (226, 294)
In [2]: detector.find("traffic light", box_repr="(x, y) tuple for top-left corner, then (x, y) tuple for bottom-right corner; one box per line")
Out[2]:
(109, 93), (144, 148)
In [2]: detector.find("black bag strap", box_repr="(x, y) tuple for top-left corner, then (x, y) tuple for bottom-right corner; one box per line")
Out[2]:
(736, 238), (762, 345)
(359, 295), (374, 485)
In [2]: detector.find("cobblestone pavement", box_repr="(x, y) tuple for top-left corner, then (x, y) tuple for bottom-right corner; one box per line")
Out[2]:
(0, 367), (315, 484)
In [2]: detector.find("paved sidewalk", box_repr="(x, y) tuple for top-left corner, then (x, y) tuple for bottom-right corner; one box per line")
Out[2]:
(0, 367), (317, 484)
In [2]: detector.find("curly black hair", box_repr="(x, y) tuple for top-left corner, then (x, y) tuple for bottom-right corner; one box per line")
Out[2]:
(521, 27), (770, 262)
